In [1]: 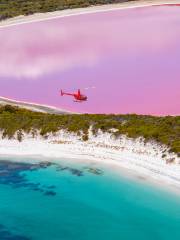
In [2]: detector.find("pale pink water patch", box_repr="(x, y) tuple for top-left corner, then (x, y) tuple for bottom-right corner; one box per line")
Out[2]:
(0, 5), (180, 115)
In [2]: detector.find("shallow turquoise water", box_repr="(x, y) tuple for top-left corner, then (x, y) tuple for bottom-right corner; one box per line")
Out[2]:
(0, 158), (180, 240)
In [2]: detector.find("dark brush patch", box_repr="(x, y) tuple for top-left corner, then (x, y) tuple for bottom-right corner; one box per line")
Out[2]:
(0, 160), (57, 197)
(0, 224), (30, 240)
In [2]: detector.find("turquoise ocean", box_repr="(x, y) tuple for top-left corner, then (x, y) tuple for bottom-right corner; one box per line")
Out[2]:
(0, 156), (180, 240)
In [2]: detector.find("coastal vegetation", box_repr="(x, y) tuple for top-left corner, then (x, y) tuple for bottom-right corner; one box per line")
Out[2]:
(0, 0), (135, 20)
(0, 105), (179, 155)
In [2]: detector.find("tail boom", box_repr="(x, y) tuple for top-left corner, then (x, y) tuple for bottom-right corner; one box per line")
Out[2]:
(60, 90), (64, 96)
(60, 90), (74, 97)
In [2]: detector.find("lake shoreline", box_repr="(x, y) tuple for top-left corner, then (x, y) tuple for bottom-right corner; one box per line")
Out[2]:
(1, 0), (180, 28)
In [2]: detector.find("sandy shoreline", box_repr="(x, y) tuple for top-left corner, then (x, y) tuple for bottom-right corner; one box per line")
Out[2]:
(0, 96), (76, 115)
(0, 130), (179, 195)
(0, 0), (180, 28)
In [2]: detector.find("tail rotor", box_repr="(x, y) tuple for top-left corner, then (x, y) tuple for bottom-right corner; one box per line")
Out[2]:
(84, 86), (96, 90)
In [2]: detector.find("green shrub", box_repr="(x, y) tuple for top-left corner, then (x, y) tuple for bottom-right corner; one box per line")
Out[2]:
(82, 134), (89, 141)
(0, 0), (135, 20)
(0, 105), (179, 155)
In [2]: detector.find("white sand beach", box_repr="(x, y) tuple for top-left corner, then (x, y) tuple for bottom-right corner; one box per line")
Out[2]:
(0, 0), (180, 29)
(0, 129), (179, 193)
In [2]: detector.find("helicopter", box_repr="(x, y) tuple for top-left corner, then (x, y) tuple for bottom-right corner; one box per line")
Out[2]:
(60, 89), (87, 102)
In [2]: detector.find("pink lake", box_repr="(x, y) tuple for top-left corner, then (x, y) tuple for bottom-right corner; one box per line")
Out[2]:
(0, 5), (180, 115)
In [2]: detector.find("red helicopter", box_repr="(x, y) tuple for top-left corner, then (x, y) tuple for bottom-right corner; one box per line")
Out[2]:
(60, 89), (87, 102)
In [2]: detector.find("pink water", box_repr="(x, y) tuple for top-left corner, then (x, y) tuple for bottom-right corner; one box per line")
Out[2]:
(0, 5), (180, 115)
